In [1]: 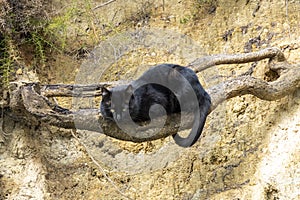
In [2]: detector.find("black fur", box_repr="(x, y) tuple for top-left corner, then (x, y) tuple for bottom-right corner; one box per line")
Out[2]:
(101, 64), (211, 147)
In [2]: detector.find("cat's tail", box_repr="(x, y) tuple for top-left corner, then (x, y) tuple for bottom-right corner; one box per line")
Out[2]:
(172, 93), (211, 147)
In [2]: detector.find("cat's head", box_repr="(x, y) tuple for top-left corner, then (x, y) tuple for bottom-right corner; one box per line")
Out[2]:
(101, 84), (134, 121)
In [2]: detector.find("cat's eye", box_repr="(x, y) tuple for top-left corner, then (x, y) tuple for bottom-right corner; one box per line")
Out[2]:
(122, 108), (127, 112)
(111, 109), (115, 113)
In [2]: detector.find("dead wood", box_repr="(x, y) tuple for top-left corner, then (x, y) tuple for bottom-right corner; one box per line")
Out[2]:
(4, 47), (300, 143)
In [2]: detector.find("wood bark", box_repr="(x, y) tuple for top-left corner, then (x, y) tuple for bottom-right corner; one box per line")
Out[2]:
(4, 47), (300, 142)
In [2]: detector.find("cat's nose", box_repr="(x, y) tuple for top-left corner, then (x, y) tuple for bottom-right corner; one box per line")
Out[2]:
(115, 113), (121, 121)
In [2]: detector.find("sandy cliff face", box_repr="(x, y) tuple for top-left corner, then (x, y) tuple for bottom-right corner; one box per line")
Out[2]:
(0, 0), (299, 199)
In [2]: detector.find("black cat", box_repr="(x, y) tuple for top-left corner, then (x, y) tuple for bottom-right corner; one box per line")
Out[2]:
(101, 64), (211, 147)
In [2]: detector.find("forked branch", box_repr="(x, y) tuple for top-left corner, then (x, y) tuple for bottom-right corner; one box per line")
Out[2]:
(6, 47), (300, 143)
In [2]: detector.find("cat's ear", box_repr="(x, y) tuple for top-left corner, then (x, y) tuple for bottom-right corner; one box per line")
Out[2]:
(101, 87), (111, 96)
(125, 84), (134, 95)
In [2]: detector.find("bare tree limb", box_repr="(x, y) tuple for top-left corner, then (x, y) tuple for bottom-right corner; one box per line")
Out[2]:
(41, 81), (129, 97)
(5, 48), (300, 143)
(16, 84), (188, 142)
(208, 63), (300, 111)
(188, 47), (285, 73)
(39, 47), (287, 98)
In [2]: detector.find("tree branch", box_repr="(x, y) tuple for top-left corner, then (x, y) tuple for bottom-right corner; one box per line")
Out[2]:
(188, 47), (285, 73)
(40, 81), (129, 97)
(6, 48), (300, 143)
(208, 64), (300, 111)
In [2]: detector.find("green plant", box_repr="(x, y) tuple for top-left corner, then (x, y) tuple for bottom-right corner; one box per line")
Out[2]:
(31, 32), (47, 67)
(0, 35), (19, 86)
(45, 6), (81, 50)
(180, 16), (191, 24)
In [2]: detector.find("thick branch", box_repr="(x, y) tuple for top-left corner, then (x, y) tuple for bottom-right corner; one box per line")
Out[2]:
(17, 84), (191, 142)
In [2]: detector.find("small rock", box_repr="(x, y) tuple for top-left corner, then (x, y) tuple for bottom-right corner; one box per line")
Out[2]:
(16, 68), (23, 75)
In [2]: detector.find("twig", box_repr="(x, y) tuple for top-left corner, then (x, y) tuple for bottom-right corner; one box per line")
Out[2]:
(93, 0), (117, 10)
(70, 130), (133, 200)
